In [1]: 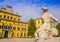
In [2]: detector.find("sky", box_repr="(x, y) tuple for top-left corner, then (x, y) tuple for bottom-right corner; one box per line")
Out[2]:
(0, 0), (60, 22)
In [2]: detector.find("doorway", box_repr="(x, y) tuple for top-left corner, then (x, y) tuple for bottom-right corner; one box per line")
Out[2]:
(4, 31), (8, 38)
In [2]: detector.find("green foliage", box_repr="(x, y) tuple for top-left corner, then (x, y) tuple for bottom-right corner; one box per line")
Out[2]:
(56, 23), (60, 36)
(28, 18), (36, 37)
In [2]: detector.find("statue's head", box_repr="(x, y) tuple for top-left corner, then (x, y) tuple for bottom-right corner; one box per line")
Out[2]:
(42, 7), (48, 12)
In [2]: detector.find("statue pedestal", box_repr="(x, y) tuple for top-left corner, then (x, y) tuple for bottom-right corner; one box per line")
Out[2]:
(36, 38), (60, 42)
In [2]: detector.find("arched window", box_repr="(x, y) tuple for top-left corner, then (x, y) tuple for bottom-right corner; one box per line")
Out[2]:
(4, 15), (6, 18)
(18, 27), (20, 30)
(0, 25), (1, 29)
(7, 16), (9, 19)
(5, 26), (7, 29)
(22, 28), (23, 30)
(8, 26), (10, 29)
(0, 15), (2, 18)
(9, 25), (12, 30)
(2, 24), (5, 29)
(14, 18), (16, 21)
(13, 27), (16, 30)
(38, 20), (40, 23)
(18, 19), (20, 21)
(24, 28), (26, 31)
(10, 16), (12, 19)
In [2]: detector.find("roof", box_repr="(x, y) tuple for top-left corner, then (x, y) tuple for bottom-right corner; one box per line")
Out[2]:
(0, 8), (21, 17)
(34, 17), (43, 20)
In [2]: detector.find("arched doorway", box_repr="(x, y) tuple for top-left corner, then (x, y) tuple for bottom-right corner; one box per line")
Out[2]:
(4, 31), (8, 38)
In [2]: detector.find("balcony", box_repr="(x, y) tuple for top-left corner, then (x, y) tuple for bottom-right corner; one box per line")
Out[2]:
(2, 25), (12, 31)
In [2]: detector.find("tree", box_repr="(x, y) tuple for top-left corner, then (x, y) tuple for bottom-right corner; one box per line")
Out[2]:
(28, 18), (36, 37)
(56, 23), (60, 36)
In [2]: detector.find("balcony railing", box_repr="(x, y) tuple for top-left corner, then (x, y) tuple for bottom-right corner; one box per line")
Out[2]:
(2, 25), (12, 31)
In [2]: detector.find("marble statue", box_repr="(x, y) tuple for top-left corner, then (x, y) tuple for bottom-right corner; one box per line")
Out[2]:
(35, 7), (58, 41)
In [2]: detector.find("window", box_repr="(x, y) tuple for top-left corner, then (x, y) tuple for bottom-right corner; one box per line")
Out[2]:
(10, 16), (12, 19)
(2, 25), (5, 29)
(5, 26), (7, 29)
(4, 15), (6, 18)
(24, 28), (26, 31)
(0, 25), (1, 29)
(22, 28), (26, 31)
(2, 25), (3, 29)
(18, 19), (20, 21)
(0, 15), (2, 18)
(38, 20), (40, 23)
(22, 28), (23, 30)
(7, 16), (9, 19)
(14, 18), (16, 21)
(10, 26), (12, 29)
(2, 24), (5, 29)
(8, 26), (10, 29)
(13, 27), (16, 30)
(8, 26), (12, 29)
(18, 27), (20, 30)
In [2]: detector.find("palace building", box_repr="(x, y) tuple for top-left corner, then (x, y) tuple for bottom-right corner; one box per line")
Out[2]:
(0, 5), (28, 38)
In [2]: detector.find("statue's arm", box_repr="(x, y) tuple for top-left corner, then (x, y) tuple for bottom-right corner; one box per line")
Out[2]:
(51, 14), (58, 22)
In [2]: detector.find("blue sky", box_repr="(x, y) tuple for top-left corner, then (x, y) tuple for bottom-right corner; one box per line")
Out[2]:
(0, 0), (60, 22)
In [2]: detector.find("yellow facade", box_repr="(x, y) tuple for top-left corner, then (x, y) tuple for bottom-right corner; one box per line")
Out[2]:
(0, 5), (28, 38)
(34, 18), (44, 29)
